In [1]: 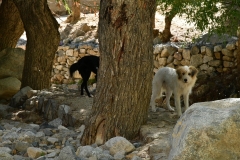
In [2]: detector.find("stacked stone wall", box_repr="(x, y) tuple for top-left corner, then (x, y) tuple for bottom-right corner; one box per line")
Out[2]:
(51, 44), (99, 84)
(153, 42), (238, 74)
(51, 41), (238, 84)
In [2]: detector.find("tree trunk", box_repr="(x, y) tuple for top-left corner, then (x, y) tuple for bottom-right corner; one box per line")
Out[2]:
(0, 0), (24, 52)
(12, 0), (60, 90)
(65, 1), (80, 23)
(237, 34), (240, 91)
(82, 0), (156, 145)
(160, 10), (177, 43)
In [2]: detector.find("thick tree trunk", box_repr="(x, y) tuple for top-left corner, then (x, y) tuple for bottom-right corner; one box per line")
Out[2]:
(82, 0), (156, 145)
(0, 0), (24, 52)
(12, 0), (60, 90)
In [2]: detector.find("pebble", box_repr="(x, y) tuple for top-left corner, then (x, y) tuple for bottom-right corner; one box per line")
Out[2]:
(0, 120), (143, 160)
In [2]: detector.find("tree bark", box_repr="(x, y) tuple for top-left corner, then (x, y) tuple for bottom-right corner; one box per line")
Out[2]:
(82, 0), (156, 145)
(0, 0), (24, 52)
(65, 1), (81, 23)
(12, 0), (60, 90)
(237, 33), (240, 90)
(160, 10), (177, 43)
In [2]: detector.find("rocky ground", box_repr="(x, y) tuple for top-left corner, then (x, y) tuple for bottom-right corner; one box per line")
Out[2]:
(1, 10), (238, 160)
(0, 83), (178, 160)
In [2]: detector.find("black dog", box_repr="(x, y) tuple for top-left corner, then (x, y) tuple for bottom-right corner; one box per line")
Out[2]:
(69, 55), (99, 97)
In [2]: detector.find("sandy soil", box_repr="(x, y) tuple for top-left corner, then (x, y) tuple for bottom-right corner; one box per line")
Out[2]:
(54, 11), (203, 42)
(154, 10), (204, 42)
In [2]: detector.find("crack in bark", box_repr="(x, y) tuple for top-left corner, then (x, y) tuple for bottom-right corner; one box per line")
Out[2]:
(113, 3), (128, 29)
(95, 115), (106, 145)
(103, 1), (113, 25)
(118, 37), (125, 65)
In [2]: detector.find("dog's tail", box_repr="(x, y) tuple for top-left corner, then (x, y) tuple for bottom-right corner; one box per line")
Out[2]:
(69, 63), (78, 77)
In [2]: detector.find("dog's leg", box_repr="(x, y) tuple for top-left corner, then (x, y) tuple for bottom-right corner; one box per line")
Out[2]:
(150, 83), (161, 112)
(174, 93), (182, 116)
(81, 82), (85, 95)
(166, 90), (174, 111)
(183, 93), (189, 112)
(156, 89), (162, 100)
(82, 79), (93, 97)
(150, 96), (157, 112)
(80, 70), (92, 97)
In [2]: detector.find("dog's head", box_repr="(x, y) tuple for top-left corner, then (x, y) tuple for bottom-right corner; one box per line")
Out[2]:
(176, 66), (198, 83)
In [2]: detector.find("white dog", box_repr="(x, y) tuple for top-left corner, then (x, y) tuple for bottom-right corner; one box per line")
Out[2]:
(150, 66), (198, 116)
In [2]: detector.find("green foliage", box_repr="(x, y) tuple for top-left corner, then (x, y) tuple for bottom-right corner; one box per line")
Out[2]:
(40, 152), (46, 156)
(156, 0), (240, 36)
(55, 0), (72, 14)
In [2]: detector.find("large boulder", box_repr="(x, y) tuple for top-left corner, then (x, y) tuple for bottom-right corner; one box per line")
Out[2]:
(0, 48), (25, 80)
(0, 77), (21, 100)
(169, 98), (240, 160)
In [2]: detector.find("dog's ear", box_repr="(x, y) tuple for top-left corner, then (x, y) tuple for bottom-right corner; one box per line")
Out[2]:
(189, 66), (198, 77)
(176, 67), (182, 79)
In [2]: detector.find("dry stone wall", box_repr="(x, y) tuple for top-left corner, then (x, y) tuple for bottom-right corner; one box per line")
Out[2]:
(154, 41), (238, 75)
(51, 44), (100, 84)
(52, 41), (238, 84)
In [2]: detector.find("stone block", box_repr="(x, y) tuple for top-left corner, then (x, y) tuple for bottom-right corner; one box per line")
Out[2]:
(203, 56), (213, 63)
(222, 48), (233, 57)
(208, 60), (222, 67)
(214, 52), (222, 59)
(205, 47), (213, 57)
(223, 61), (234, 68)
(183, 49), (191, 58)
(214, 45), (222, 52)
(190, 45), (199, 55)
(226, 43), (236, 50)
(190, 54), (202, 67)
